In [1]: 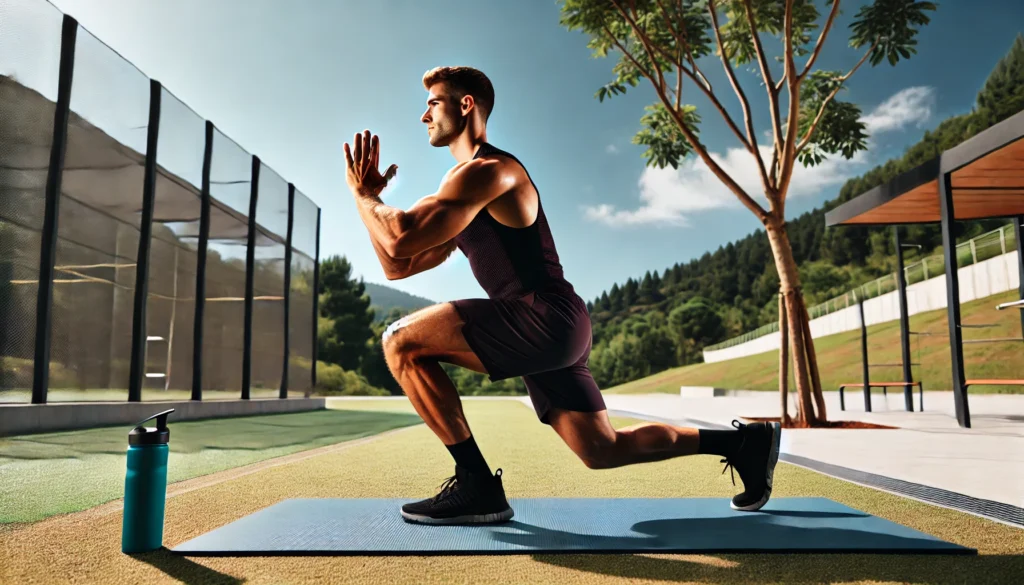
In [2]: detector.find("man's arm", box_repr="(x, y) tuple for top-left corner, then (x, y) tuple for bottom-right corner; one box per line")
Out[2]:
(383, 239), (458, 281)
(352, 158), (512, 259)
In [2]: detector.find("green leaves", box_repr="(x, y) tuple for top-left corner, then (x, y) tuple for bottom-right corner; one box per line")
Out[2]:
(793, 70), (868, 166)
(850, 0), (938, 66)
(632, 103), (702, 169)
(716, 0), (822, 68)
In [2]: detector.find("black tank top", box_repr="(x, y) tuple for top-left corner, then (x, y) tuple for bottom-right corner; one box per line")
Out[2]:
(453, 142), (574, 299)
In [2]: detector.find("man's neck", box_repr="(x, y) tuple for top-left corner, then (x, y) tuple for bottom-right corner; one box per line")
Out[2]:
(448, 133), (487, 163)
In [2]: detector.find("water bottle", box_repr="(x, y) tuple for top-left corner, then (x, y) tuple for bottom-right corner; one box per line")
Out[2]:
(121, 408), (174, 554)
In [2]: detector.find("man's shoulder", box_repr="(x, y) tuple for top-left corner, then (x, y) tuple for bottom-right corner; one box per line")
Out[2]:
(444, 157), (522, 190)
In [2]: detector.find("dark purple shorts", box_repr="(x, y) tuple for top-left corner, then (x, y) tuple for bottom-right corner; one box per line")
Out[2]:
(450, 290), (606, 425)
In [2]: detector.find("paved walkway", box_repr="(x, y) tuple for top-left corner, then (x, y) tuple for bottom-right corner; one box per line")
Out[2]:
(594, 391), (1024, 514)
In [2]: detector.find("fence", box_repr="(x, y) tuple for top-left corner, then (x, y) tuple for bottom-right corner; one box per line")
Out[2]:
(0, 0), (321, 404)
(705, 224), (1017, 352)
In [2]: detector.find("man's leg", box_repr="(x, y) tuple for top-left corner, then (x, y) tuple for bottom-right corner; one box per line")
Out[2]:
(381, 302), (491, 469)
(382, 301), (518, 524)
(547, 406), (781, 511)
(545, 407), (740, 469)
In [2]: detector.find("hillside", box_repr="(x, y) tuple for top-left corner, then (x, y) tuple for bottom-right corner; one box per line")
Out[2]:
(364, 282), (435, 321)
(583, 34), (1024, 390)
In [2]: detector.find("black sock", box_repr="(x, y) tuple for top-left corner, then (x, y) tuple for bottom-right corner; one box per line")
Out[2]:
(698, 429), (743, 458)
(446, 435), (491, 475)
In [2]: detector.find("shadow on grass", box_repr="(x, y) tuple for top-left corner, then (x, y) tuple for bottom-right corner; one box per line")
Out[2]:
(132, 547), (245, 585)
(531, 552), (1024, 585)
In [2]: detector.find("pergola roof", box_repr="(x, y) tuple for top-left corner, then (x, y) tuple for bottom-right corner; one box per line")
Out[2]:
(825, 109), (1024, 227)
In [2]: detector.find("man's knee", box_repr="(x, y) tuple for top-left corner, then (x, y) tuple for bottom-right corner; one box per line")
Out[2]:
(382, 317), (415, 368)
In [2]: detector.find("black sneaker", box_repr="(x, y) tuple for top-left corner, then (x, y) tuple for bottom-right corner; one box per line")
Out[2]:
(400, 465), (515, 525)
(719, 420), (782, 511)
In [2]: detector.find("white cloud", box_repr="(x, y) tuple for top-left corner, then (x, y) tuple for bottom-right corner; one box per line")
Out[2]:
(861, 86), (936, 134)
(606, 144), (619, 154)
(584, 86), (935, 228)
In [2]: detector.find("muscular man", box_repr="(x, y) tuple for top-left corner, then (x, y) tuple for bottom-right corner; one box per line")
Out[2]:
(344, 66), (781, 526)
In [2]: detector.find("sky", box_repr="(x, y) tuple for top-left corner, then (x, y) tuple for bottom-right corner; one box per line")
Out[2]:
(25, 0), (1024, 304)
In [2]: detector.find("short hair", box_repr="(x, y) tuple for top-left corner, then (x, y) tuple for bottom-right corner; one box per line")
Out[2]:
(422, 66), (494, 123)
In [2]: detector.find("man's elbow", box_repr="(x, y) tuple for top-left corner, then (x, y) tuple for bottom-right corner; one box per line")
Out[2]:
(388, 233), (422, 259)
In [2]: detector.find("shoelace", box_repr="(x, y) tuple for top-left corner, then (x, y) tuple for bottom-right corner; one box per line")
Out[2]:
(433, 475), (460, 503)
(720, 420), (748, 487)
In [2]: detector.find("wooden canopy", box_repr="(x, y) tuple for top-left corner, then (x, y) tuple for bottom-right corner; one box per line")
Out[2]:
(825, 109), (1024, 227)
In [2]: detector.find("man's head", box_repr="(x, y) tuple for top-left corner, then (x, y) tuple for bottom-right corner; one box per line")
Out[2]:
(420, 66), (494, 147)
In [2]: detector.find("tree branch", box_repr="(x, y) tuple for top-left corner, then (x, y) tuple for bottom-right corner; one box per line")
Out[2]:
(600, 19), (769, 222)
(777, 0), (802, 201)
(741, 0), (784, 179)
(799, 0), (841, 80)
(794, 40), (878, 155)
(610, 0), (753, 152)
(653, 0), (711, 91)
(708, 0), (772, 197)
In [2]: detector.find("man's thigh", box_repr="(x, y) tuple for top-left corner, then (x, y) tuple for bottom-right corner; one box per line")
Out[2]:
(382, 302), (487, 374)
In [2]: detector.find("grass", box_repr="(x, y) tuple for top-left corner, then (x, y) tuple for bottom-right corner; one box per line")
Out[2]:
(0, 408), (423, 523)
(607, 289), (1024, 396)
(1, 399), (1020, 585)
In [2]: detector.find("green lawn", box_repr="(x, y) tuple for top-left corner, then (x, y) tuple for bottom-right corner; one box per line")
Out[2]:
(607, 288), (1024, 395)
(0, 408), (423, 523)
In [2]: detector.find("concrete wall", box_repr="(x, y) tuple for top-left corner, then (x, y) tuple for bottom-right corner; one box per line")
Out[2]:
(703, 250), (1021, 363)
(0, 397), (326, 437)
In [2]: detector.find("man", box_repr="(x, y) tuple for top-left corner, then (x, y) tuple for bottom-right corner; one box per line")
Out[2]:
(344, 66), (781, 526)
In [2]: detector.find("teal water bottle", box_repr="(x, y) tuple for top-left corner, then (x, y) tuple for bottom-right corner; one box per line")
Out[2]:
(121, 408), (174, 554)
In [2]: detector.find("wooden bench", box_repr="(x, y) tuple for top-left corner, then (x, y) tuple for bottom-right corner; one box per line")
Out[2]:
(964, 379), (1024, 391)
(839, 381), (923, 412)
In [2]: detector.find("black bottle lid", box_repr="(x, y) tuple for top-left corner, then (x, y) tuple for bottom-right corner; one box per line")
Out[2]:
(128, 409), (175, 446)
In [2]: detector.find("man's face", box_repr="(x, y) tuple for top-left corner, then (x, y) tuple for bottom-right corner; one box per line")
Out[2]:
(421, 83), (466, 147)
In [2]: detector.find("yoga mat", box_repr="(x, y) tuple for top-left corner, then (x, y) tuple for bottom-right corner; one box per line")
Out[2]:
(172, 497), (975, 556)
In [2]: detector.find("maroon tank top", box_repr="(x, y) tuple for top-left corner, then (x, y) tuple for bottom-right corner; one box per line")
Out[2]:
(453, 142), (574, 299)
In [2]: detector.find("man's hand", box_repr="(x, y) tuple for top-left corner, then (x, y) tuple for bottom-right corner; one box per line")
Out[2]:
(344, 129), (398, 197)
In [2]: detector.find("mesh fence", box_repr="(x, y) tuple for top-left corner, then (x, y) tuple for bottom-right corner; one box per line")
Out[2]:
(0, 0), (320, 405)
(250, 163), (288, 396)
(0, 0), (63, 402)
(290, 190), (319, 394)
(46, 23), (149, 400)
(202, 129), (251, 399)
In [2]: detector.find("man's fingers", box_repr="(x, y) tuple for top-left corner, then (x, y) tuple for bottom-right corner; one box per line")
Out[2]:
(363, 130), (372, 165)
(353, 133), (362, 169)
(343, 143), (353, 168)
(371, 135), (379, 169)
(384, 164), (398, 183)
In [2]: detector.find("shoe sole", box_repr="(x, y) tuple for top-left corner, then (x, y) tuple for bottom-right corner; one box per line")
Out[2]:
(731, 422), (782, 512)
(400, 507), (514, 525)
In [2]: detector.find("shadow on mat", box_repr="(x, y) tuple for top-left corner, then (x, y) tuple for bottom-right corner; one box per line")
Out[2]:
(490, 513), (957, 553)
(531, 552), (1024, 585)
(132, 547), (244, 585)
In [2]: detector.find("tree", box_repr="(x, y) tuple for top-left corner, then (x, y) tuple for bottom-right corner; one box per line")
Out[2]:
(558, 0), (936, 427)
(317, 255), (375, 372)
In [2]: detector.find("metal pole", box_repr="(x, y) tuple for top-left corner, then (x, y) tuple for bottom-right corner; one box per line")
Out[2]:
(32, 15), (77, 405)
(894, 227), (914, 412)
(242, 156), (261, 400)
(311, 208), (321, 394)
(858, 298), (871, 412)
(165, 246), (178, 391)
(127, 80), (162, 403)
(281, 184), (295, 399)
(939, 169), (970, 428)
(1015, 216), (1024, 343)
(191, 121), (214, 401)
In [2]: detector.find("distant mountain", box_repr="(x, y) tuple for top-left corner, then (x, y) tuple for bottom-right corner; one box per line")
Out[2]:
(363, 282), (435, 320)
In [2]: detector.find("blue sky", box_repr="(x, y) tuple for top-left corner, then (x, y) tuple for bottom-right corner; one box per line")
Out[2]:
(34, 0), (1024, 304)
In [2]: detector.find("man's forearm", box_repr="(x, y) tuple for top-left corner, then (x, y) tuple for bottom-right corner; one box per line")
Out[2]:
(353, 190), (406, 254)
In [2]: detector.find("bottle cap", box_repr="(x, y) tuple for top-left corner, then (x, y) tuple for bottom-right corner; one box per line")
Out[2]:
(128, 409), (175, 446)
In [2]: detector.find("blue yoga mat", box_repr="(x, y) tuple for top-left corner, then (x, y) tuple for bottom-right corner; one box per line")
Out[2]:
(171, 497), (974, 556)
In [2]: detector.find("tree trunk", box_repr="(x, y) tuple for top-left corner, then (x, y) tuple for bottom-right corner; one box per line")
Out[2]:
(765, 216), (827, 427)
(778, 291), (792, 426)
